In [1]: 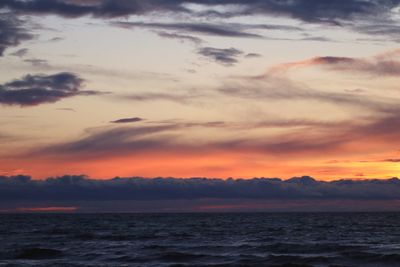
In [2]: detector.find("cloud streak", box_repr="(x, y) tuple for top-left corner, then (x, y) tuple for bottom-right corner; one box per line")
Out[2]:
(110, 117), (144, 124)
(272, 51), (400, 76)
(155, 31), (203, 45)
(119, 92), (196, 104)
(198, 47), (244, 66)
(35, 125), (180, 157)
(114, 21), (263, 39)
(25, 109), (400, 161)
(9, 48), (28, 57)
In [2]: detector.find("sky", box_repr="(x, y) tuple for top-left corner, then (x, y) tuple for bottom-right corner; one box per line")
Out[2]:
(2, 0), (400, 185)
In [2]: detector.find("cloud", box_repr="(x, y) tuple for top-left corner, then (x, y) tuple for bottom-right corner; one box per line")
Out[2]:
(3, 0), (399, 47)
(383, 159), (400, 163)
(110, 117), (144, 124)
(0, 13), (33, 56)
(218, 47), (400, 114)
(198, 47), (243, 66)
(3, 0), (395, 24)
(0, 72), (100, 106)
(245, 53), (262, 58)
(24, 58), (49, 67)
(271, 50), (400, 76)
(196, 0), (398, 25)
(218, 75), (396, 112)
(155, 31), (203, 45)
(35, 125), (180, 157)
(0, 0), (189, 18)
(114, 21), (263, 39)
(56, 107), (76, 112)
(120, 92), (196, 104)
(2, 0), (400, 46)
(9, 48), (28, 57)
(215, 70), (400, 155)
(20, 114), (385, 160)
(4, 0), (399, 24)
(48, 37), (63, 42)
(352, 20), (400, 42)
(1, 175), (400, 203)
(262, 0), (388, 23)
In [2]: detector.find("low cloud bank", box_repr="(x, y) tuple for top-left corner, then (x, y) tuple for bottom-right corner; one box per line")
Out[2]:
(1, 175), (400, 202)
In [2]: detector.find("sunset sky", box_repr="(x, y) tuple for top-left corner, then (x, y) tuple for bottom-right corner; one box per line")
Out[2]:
(2, 0), (400, 180)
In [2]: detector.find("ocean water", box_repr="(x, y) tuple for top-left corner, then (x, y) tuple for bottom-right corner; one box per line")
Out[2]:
(0, 213), (400, 267)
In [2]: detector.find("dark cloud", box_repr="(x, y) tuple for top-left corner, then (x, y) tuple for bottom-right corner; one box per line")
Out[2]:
(2, 0), (397, 24)
(1, 175), (400, 203)
(9, 48), (28, 57)
(156, 31), (203, 45)
(2, 0), (399, 45)
(300, 36), (334, 42)
(110, 117), (144, 124)
(0, 0), (189, 18)
(0, 72), (100, 106)
(352, 21), (400, 41)
(198, 47), (243, 66)
(114, 21), (263, 39)
(245, 53), (262, 58)
(196, 0), (398, 25)
(0, 13), (33, 56)
(268, 0), (388, 23)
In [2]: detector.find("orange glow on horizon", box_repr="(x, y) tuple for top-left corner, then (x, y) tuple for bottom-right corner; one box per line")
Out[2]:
(1, 150), (399, 180)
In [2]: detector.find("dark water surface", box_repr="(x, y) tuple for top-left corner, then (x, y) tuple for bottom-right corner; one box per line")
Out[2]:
(0, 213), (400, 266)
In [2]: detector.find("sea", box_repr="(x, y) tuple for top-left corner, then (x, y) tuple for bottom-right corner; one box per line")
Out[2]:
(0, 213), (399, 267)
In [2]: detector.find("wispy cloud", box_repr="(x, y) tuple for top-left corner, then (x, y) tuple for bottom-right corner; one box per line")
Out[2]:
(155, 31), (203, 45)
(35, 125), (180, 157)
(23, 108), (400, 161)
(9, 48), (28, 57)
(271, 49), (400, 76)
(119, 92), (197, 104)
(24, 58), (50, 67)
(198, 47), (244, 66)
(114, 21), (263, 39)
